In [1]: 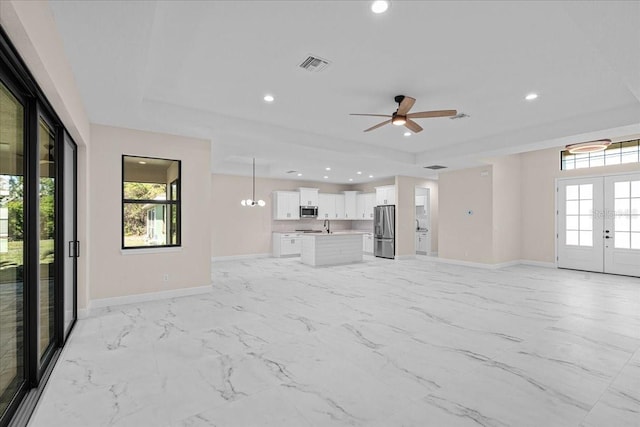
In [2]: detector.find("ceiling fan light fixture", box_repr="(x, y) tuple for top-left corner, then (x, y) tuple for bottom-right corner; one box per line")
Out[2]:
(392, 116), (406, 126)
(565, 139), (611, 154)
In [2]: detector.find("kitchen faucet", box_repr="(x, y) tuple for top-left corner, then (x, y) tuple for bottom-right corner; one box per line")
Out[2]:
(324, 219), (330, 234)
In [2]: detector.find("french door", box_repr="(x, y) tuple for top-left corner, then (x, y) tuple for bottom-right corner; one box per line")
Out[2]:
(557, 173), (640, 276)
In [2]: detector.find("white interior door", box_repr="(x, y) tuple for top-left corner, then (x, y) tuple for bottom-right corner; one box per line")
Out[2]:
(557, 178), (604, 272)
(604, 174), (640, 276)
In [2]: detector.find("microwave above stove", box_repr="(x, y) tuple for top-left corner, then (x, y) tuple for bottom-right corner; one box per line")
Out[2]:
(300, 206), (318, 218)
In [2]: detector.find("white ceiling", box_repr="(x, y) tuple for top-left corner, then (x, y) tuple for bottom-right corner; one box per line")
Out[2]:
(49, 0), (640, 183)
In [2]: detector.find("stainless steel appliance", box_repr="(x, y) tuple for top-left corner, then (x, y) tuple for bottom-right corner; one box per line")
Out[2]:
(299, 206), (318, 218)
(374, 205), (395, 259)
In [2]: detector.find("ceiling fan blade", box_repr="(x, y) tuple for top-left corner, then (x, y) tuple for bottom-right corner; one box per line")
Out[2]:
(404, 120), (423, 133)
(396, 96), (416, 116)
(364, 120), (392, 132)
(407, 110), (457, 119)
(350, 113), (392, 118)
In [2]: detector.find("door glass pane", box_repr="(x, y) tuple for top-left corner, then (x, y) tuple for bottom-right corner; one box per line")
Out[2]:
(579, 231), (593, 247)
(566, 185), (579, 200)
(566, 230), (579, 246)
(631, 232), (640, 250)
(579, 215), (592, 231)
(615, 181), (630, 198)
(566, 215), (579, 230)
(39, 119), (55, 360)
(0, 81), (25, 416)
(566, 200), (579, 215)
(632, 198), (640, 215)
(631, 215), (640, 232)
(579, 199), (592, 215)
(615, 199), (629, 214)
(615, 215), (630, 231)
(579, 184), (593, 199)
(632, 181), (640, 198)
(63, 134), (75, 336)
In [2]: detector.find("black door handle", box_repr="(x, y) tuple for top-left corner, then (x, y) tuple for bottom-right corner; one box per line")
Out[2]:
(605, 236), (611, 239)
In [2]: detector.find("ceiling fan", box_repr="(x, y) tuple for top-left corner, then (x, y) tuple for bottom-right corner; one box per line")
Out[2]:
(351, 95), (457, 133)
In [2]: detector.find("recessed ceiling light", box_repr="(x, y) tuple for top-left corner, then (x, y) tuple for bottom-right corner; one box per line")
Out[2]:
(297, 173), (302, 177)
(525, 93), (538, 101)
(357, 171), (362, 175)
(138, 161), (146, 165)
(348, 178), (353, 182)
(404, 132), (411, 137)
(263, 94), (275, 103)
(324, 176), (329, 179)
(369, 175), (374, 178)
(371, 0), (389, 14)
(325, 167), (331, 171)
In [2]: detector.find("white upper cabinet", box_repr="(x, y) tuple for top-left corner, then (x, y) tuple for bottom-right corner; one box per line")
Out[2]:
(334, 194), (345, 219)
(343, 191), (358, 220)
(356, 193), (375, 220)
(299, 187), (319, 206)
(273, 191), (300, 220)
(318, 193), (334, 220)
(375, 185), (396, 206)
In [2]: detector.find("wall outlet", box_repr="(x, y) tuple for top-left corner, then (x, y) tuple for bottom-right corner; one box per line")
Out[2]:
(163, 274), (169, 282)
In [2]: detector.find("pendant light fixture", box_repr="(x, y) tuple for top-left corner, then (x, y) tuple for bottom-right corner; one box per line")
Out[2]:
(565, 139), (611, 154)
(241, 158), (265, 207)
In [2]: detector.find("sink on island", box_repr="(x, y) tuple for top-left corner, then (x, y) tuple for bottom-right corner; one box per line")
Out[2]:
(300, 232), (365, 266)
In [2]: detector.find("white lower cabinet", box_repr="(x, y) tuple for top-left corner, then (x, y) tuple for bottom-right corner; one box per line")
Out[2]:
(416, 231), (429, 254)
(273, 233), (303, 257)
(363, 233), (374, 254)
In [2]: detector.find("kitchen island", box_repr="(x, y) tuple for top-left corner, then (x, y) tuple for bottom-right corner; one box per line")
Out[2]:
(300, 232), (364, 267)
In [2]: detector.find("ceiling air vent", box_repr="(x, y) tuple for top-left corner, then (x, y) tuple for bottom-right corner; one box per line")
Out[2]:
(299, 55), (330, 72)
(286, 170), (298, 174)
(424, 165), (447, 170)
(450, 113), (470, 120)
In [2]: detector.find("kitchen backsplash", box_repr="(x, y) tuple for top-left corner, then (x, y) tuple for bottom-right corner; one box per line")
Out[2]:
(272, 219), (369, 233)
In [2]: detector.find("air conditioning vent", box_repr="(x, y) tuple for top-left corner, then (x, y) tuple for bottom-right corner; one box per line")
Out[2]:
(299, 55), (330, 72)
(450, 113), (470, 120)
(424, 165), (447, 170)
(286, 170), (298, 174)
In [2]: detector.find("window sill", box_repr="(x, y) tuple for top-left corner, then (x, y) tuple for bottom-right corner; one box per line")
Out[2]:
(121, 247), (183, 255)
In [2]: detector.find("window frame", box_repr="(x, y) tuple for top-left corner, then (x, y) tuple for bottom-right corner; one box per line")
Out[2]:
(560, 139), (640, 170)
(121, 155), (182, 250)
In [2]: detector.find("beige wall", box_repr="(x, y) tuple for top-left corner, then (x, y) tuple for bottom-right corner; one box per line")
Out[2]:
(492, 154), (522, 263)
(520, 147), (640, 263)
(90, 125), (211, 300)
(212, 174), (352, 257)
(1, 0), (92, 310)
(438, 166), (494, 263)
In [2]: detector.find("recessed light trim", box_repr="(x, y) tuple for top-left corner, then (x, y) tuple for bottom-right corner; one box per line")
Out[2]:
(324, 176), (329, 179)
(525, 93), (538, 101)
(369, 175), (374, 178)
(297, 173), (302, 177)
(325, 167), (331, 171)
(371, 0), (389, 14)
(404, 132), (411, 137)
(263, 94), (275, 103)
(357, 171), (362, 175)
(348, 178), (353, 182)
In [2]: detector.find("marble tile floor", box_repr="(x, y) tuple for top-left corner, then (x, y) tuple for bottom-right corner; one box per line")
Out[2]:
(28, 257), (640, 427)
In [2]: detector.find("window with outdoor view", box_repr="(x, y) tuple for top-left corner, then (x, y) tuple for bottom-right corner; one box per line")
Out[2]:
(122, 156), (181, 249)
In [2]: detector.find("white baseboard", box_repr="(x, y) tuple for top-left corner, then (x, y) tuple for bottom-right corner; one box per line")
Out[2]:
(429, 257), (557, 270)
(518, 259), (557, 268)
(211, 253), (271, 262)
(77, 308), (90, 319)
(395, 254), (416, 260)
(89, 284), (212, 312)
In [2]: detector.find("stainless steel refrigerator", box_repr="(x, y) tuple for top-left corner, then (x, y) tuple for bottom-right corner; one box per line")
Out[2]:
(374, 205), (395, 259)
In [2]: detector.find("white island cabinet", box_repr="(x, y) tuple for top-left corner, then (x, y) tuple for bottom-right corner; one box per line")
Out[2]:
(272, 232), (303, 257)
(301, 232), (364, 266)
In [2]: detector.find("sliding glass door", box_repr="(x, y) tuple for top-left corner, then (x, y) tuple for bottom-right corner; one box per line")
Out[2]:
(0, 75), (26, 425)
(0, 28), (77, 426)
